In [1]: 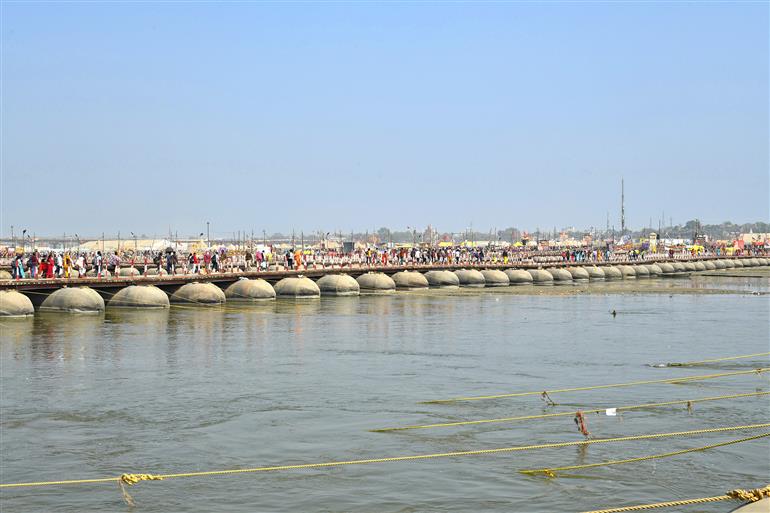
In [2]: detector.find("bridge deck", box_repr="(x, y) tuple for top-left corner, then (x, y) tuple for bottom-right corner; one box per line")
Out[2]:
(0, 256), (729, 293)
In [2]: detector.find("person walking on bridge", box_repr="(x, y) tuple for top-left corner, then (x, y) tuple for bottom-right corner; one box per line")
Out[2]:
(203, 251), (211, 273)
(38, 254), (48, 278)
(28, 251), (39, 278)
(55, 252), (63, 277)
(211, 250), (219, 272)
(13, 254), (25, 279)
(76, 254), (86, 277)
(63, 252), (72, 278)
(191, 252), (200, 274)
(45, 253), (55, 278)
(94, 251), (103, 277)
(109, 251), (120, 277)
(294, 248), (302, 270)
(165, 251), (175, 275)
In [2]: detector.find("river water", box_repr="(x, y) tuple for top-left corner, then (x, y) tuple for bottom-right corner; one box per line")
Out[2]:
(1, 276), (769, 512)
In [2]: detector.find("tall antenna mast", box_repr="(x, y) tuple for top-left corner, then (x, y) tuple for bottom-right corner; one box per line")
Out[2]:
(621, 178), (626, 234)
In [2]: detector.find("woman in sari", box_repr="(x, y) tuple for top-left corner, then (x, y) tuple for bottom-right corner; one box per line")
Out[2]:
(46, 253), (55, 278)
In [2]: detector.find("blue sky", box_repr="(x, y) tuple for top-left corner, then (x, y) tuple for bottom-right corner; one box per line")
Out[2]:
(1, 1), (767, 238)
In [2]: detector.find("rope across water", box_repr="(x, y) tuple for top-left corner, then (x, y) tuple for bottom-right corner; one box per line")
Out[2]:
(2, 423), (769, 491)
(519, 431), (770, 476)
(373, 391), (770, 432)
(662, 351), (770, 367)
(419, 368), (769, 404)
(581, 485), (770, 513)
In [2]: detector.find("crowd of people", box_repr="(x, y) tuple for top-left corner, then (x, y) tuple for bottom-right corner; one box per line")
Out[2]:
(8, 249), (230, 279)
(2, 243), (766, 280)
(11, 250), (103, 279)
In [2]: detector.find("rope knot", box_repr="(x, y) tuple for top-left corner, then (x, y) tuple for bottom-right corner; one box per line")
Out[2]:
(118, 474), (163, 507)
(120, 473), (164, 486)
(727, 485), (770, 502)
(541, 391), (556, 406)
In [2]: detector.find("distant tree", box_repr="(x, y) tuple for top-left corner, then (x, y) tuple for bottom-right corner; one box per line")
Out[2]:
(376, 227), (390, 242)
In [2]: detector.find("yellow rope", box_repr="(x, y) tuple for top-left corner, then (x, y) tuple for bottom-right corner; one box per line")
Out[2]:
(665, 352), (770, 367)
(120, 473), (164, 485)
(582, 485), (770, 513)
(420, 368), (770, 404)
(2, 423), (769, 490)
(520, 431), (770, 476)
(373, 391), (770, 432)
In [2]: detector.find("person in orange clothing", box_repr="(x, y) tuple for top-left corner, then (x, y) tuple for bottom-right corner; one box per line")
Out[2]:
(63, 252), (72, 278)
(294, 249), (302, 270)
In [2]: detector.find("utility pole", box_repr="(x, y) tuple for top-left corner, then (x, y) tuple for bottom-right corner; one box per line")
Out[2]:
(207, 221), (210, 247)
(620, 177), (626, 235)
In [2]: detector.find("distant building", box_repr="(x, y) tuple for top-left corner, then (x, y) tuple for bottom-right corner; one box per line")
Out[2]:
(741, 233), (770, 245)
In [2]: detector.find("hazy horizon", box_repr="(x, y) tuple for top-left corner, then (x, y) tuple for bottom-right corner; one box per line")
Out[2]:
(1, 2), (768, 236)
(4, 218), (768, 244)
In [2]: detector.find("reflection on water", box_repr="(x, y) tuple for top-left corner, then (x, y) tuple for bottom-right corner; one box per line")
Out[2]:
(105, 308), (169, 327)
(1, 276), (769, 513)
(0, 317), (34, 347)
